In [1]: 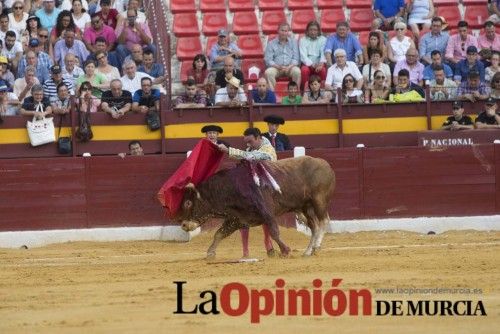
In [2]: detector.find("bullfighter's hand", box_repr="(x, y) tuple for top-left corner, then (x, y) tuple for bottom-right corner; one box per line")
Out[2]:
(218, 143), (229, 153)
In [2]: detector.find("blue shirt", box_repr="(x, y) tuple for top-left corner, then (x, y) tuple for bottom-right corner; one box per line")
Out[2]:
(324, 33), (362, 62)
(454, 59), (486, 82)
(423, 63), (454, 80)
(264, 37), (299, 67)
(132, 89), (161, 105)
(35, 8), (61, 34)
(137, 63), (165, 78)
(419, 32), (449, 59)
(251, 89), (276, 104)
(374, 0), (405, 18)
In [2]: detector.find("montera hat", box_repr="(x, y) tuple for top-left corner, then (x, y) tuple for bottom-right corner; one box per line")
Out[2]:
(201, 124), (223, 133)
(263, 114), (285, 125)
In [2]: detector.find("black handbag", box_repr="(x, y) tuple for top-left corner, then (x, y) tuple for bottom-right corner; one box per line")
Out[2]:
(57, 115), (71, 154)
(146, 110), (160, 131)
(76, 98), (93, 142)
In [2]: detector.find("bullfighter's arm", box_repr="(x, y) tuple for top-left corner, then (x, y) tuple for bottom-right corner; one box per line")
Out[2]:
(227, 147), (273, 161)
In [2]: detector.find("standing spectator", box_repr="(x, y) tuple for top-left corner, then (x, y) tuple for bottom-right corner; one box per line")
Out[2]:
(387, 22), (416, 64)
(209, 29), (242, 71)
(445, 21), (479, 70)
(475, 97), (499, 128)
(419, 17), (449, 66)
(83, 13), (117, 53)
(132, 77), (160, 113)
(251, 77), (276, 104)
(54, 28), (89, 68)
(115, 8), (154, 64)
(14, 65), (40, 101)
(299, 21), (327, 90)
(324, 21), (362, 66)
(478, 21), (500, 57)
(201, 125), (227, 146)
(338, 74), (364, 104)
(100, 78), (132, 119)
(373, 0), (406, 31)
(407, 0), (434, 39)
(17, 49), (50, 84)
(8, 1), (29, 38)
(120, 59), (163, 95)
(35, 0), (61, 33)
(429, 65), (457, 101)
(362, 31), (388, 65)
(423, 50), (453, 81)
(94, 0), (118, 29)
(71, 0), (91, 31)
(43, 64), (74, 103)
(264, 23), (300, 91)
(325, 48), (363, 95)
(362, 48), (391, 88)
(365, 70), (390, 102)
(215, 56), (244, 90)
(214, 76), (247, 107)
(454, 46), (485, 83)
(62, 52), (85, 86)
(261, 114), (291, 152)
(457, 71), (490, 102)
(392, 68), (425, 98)
(441, 101), (473, 131)
(2, 31), (23, 74)
(95, 50), (120, 81)
(76, 59), (108, 97)
(138, 48), (164, 79)
(50, 10), (82, 48)
(393, 47), (424, 86)
(486, 52), (500, 85)
(302, 74), (332, 104)
(281, 80), (302, 105)
(174, 78), (208, 108)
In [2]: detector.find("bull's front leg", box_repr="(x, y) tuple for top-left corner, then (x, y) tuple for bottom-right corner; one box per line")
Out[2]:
(265, 220), (291, 257)
(206, 217), (241, 259)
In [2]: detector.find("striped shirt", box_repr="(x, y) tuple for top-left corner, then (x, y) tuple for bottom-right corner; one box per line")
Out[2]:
(43, 78), (75, 103)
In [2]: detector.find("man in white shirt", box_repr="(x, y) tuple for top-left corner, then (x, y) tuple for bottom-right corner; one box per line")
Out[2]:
(120, 59), (164, 94)
(325, 48), (363, 94)
(214, 76), (247, 107)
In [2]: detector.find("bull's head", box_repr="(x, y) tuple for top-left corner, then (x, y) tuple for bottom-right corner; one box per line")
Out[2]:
(177, 183), (205, 232)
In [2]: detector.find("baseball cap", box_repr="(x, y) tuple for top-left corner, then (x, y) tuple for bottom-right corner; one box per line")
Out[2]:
(452, 101), (463, 109)
(466, 46), (478, 54)
(217, 29), (228, 37)
(0, 56), (8, 64)
(50, 64), (62, 74)
(29, 38), (40, 47)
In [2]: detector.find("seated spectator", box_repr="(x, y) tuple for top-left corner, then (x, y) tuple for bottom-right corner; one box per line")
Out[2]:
(262, 115), (291, 152)
(264, 23), (300, 91)
(251, 77), (276, 104)
(95, 50), (120, 81)
(95, 0), (118, 29)
(372, 0), (406, 31)
(445, 21), (479, 70)
(54, 27), (89, 68)
(281, 80), (302, 105)
(17, 49), (50, 84)
(454, 46), (485, 83)
(486, 51), (500, 85)
(8, 1), (29, 37)
(299, 21), (327, 90)
(365, 70), (390, 103)
(35, 0), (61, 34)
(325, 48), (363, 96)
(418, 17), (449, 66)
(83, 14), (117, 54)
(0, 56), (15, 88)
(116, 0), (146, 26)
(50, 10), (82, 48)
(0, 14), (18, 42)
(324, 21), (362, 66)
(14, 65), (40, 101)
(71, 0), (91, 31)
(132, 77), (160, 113)
(209, 29), (242, 71)
(124, 43), (143, 67)
(21, 15), (42, 49)
(392, 68), (425, 98)
(429, 65), (457, 101)
(187, 53), (209, 86)
(115, 8), (154, 65)
(423, 50), (453, 81)
(457, 71), (490, 102)
(121, 59), (164, 95)
(362, 31), (388, 65)
(490, 72), (500, 99)
(62, 52), (85, 87)
(302, 74), (332, 104)
(137, 48), (164, 78)
(17, 38), (53, 79)
(20, 84), (52, 117)
(214, 76), (247, 107)
(488, 1), (500, 24)
(215, 56), (244, 90)
(100, 78), (132, 119)
(76, 81), (101, 113)
(175, 78), (208, 108)
(387, 21), (416, 64)
(337, 74), (363, 104)
(407, 0), (434, 39)
(51, 82), (71, 114)
(393, 47), (424, 86)
(0, 80), (20, 116)
(86, 36), (120, 69)
(37, 28), (52, 57)
(2, 31), (23, 75)
(77, 59), (108, 97)
(478, 21), (500, 59)
(43, 64), (75, 103)
(475, 97), (500, 129)
(441, 101), (473, 131)
(362, 49), (391, 88)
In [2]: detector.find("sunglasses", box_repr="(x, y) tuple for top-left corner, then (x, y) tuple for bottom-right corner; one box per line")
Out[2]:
(96, 56), (106, 60)
(375, 76), (385, 79)
(14, 6), (23, 10)
(396, 28), (404, 31)
(344, 79), (353, 83)
(39, 34), (48, 38)
(91, 20), (100, 24)
(81, 87), (91, 91)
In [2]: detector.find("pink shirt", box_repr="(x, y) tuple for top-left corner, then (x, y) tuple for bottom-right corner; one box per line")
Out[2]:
(83, 24), (117, 47)
(115, 22), (152, 50)
(445, 34), (478, 61)
(478, 33), (500, 51)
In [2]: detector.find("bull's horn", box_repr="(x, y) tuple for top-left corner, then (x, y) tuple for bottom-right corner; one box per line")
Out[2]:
(185, 182), (201, 199)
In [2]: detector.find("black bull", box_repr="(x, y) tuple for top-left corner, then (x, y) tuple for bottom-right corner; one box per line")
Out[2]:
(176, 156), (336, 258)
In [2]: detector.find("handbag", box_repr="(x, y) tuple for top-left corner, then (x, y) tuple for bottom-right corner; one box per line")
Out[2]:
(76, 98), (93, 142)
(26, 103), (55, 146)
(146, 110), (160, 131)
(57, 115), (71, 154)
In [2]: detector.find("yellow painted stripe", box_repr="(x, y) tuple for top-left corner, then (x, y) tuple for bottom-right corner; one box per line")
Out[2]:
(165, 122), (248, 139)
(0, 127), (73, 144)
(254, 120), (339, 135)
(343, 117), (428, 134)
(431, 115), (478, 130)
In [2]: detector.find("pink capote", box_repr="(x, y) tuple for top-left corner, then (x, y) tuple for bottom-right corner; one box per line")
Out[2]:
(157, 139), (224, 218)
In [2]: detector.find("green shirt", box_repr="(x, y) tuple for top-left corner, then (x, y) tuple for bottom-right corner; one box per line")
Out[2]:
(282, 95), (302, 105)
(77, 73), (107, 98)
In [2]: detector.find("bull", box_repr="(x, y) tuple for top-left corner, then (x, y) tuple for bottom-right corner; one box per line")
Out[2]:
(177, 156), (335, 258)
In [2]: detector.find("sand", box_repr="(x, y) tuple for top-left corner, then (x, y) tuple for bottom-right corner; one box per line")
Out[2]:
(0, 228), (499, 333)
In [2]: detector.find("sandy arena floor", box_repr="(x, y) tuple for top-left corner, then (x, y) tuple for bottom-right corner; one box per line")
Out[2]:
(0, 227), (499, 333)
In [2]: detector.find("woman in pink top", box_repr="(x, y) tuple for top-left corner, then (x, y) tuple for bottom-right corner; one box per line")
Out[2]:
(77, 81), (101, 113)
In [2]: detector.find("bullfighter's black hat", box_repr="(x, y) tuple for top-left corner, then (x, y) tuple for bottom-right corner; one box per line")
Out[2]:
(201, 124), (223, 133)
(263, 115), (285, 125)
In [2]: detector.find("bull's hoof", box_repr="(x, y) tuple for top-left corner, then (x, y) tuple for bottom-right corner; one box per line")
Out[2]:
(279, 247), (291, 258)
(205, 252), (216, 260)
(267, 249), (277, 258)
(311, 247), (321, 256)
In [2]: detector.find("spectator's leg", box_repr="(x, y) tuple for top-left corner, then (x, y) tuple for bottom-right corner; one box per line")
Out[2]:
(300, 65), (312, 91)
(265, 67), (279, 91)
(88, 2), (98, 16)
(317, 65), (327, 82)
(290, 66), (301, 90)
